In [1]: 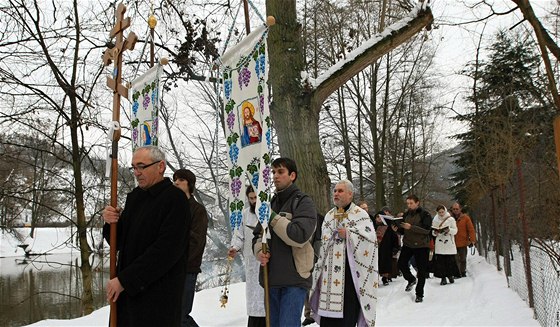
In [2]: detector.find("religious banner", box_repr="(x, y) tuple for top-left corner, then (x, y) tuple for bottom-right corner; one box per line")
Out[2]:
(130, 64), (161, 150)
(220, 24), (272, 231)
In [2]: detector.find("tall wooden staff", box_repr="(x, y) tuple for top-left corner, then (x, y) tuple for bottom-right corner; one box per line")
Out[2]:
(261, 232), (271, 327)
(102, 3), (137, 326)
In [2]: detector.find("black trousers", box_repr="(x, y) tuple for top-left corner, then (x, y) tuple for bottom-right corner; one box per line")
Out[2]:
(456, 247), (468, 274)
(398, 246), (429, 297)
(247, 316), (266, 327)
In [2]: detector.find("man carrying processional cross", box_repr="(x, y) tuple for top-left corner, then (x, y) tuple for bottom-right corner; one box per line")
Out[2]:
(310, 179), (378, 327)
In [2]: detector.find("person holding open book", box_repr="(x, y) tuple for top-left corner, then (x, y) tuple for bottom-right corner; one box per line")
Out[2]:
(373, 209), (400, 286)
(432, 205), (459, 286)
(396, 194), (432, 303)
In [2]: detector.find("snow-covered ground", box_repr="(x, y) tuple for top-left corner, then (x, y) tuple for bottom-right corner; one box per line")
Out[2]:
(1, 227), (105, 258)
(25, 254), (539, 327)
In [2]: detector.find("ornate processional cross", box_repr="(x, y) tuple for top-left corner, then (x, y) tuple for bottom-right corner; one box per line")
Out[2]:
(334, 207), (348, 225)
(102, 3), (137, 327)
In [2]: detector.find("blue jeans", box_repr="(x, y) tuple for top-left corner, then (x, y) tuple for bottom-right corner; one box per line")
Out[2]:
(181, 273), (199, 327)
(269, 287), (307, 327)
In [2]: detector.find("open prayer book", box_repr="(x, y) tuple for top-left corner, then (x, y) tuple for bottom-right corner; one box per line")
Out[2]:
(432, 225), (450, 231)
(379, 214), (403, 226)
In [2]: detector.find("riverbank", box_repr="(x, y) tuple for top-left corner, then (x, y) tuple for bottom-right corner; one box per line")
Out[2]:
(0, 227), (106, 258)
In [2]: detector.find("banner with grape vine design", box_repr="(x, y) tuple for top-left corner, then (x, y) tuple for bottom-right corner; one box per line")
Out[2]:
(220, 25), (272, 231)
(130, 64), (161, 151)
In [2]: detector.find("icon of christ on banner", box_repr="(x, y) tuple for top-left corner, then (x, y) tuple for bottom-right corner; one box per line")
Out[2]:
(239, 100), (262, 147)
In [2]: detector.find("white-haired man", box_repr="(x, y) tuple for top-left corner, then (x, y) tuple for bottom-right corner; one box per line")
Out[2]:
(310, 180), (378, 326)
(102, 146), (191, 326)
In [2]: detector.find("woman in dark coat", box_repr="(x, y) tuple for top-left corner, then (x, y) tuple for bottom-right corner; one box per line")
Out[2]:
(373, 210), (401, 285)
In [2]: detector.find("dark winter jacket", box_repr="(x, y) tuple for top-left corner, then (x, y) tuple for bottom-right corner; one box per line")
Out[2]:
(103, 178), (191, 327)
(252, 183), (317, 289)
(399, 206), (432, 249)
(186, 196), (208, 273)
(374, 212), (400, 274)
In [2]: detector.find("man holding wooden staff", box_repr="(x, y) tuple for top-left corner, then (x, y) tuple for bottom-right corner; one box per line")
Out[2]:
(102, 145), (191, 326)
(253, 157), (317, 327)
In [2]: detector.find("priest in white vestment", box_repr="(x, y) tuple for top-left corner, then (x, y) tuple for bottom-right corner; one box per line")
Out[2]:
(310, 180), (378, 327)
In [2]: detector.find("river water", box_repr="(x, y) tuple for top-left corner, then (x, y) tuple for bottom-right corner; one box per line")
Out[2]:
(0, 253), (110, 326)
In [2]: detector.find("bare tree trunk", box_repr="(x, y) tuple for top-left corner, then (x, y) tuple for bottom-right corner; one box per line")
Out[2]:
(70, 96), (94, 313)
(266, 0), (331, 212)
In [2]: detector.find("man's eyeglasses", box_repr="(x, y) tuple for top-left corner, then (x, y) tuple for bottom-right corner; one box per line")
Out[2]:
(129, 160), (161, 172)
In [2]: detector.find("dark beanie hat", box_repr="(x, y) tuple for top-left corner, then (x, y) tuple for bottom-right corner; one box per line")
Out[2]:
(173, 169), (196, 194)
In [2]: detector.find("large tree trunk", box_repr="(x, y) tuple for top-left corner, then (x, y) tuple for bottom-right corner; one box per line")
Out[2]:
(267, 0), (331, 213)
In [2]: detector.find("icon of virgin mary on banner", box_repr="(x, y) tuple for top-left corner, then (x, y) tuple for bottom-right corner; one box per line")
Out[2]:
(220, 24), (273, 232)
(130, 64), (162, 150)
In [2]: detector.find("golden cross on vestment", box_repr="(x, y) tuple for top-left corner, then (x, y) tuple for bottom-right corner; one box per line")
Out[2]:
(334, 207), (348, 224)
(333, 279), (341, 287)
(335, 251), (342, 259)
(364, 250), (369, 257)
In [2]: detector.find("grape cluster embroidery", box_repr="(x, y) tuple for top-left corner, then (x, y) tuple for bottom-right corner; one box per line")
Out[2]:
(227, 112), (235, 130)
(228, 144), (239, 163)
(238, 67), (251, 89)
(258, 203), (270, 224)
(230, 178), (242, 197)
(224, 80), (232, 99)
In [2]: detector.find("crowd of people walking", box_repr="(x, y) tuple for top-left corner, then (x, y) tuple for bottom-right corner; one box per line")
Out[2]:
(101, 147), (477, 327)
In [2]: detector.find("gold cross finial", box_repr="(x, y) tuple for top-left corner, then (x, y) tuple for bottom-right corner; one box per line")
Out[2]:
(334, 208), (347, 223)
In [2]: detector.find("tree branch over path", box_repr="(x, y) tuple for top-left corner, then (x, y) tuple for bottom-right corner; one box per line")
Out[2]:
(511, 0), (560, 63)
(310, 5), (433, 108)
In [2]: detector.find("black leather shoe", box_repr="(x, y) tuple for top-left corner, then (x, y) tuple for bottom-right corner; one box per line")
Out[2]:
(461, 272), (467, 277)
(302, 317), (315, 326)
(449, 276), (455, 284)
(440, 278), (447, 285)
(415, 295), (423, 303)
(382, 277), (389, 286)
(405, 279), (417, 292)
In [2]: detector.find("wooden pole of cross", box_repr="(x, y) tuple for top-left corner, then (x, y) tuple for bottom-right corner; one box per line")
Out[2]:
(102, 3), (137, 326)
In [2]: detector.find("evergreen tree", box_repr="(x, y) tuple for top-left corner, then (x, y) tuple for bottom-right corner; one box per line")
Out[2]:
(451, 31), (551, 204)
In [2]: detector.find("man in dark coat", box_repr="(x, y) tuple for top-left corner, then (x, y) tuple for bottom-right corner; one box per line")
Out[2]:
(397, 194), (432, 303)
(103, 146), (191, 326)
(173, 169), (209, 327)
(252, 157), (317, 327)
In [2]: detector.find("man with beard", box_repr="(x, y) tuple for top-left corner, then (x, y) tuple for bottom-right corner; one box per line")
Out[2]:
(228, 186), (266, 327)
(310, 180), (378, 326)
(241, 101), (262, 147)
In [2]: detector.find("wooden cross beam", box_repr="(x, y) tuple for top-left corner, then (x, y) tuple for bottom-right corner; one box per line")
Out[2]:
(103, 3), (136, 327)
(103, 3), (137, 99)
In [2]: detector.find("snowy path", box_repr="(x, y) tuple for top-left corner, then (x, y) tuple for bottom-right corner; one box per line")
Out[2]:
(27, 254), (539, 326)
(374, 255), (537, 326)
